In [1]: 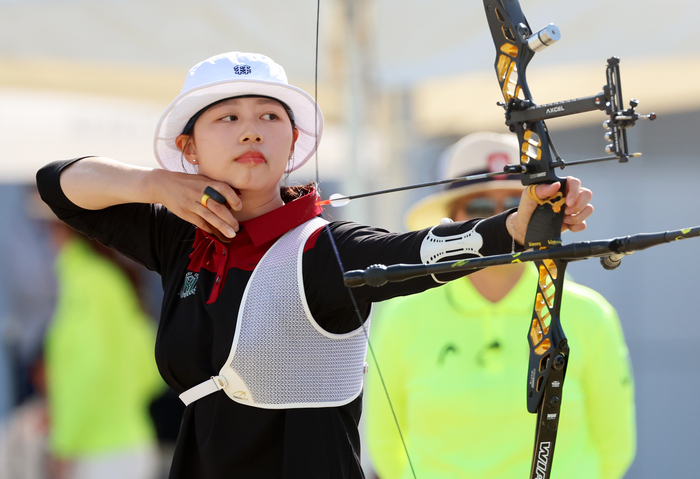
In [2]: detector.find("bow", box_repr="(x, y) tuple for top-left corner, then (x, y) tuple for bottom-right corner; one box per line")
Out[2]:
(484, 2), (570, 477)
(328, 1), (659, 478)
(481, 1), (658, 476)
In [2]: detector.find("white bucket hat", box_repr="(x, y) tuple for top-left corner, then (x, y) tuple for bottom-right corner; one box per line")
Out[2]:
(154, 52), (324, 174)
(405, 132), (524, 230)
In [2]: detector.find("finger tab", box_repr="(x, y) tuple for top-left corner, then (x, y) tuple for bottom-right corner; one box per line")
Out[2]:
(204, 186), (227, 205)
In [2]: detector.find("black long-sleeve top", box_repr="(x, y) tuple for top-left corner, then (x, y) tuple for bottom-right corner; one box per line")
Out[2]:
(36, 158), (516, 479)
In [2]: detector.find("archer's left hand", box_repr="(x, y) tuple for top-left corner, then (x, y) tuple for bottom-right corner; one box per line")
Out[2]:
(508, 176), (593, 246)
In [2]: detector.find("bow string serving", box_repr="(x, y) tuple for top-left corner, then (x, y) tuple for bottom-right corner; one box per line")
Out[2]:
(310, 1), (418, 477)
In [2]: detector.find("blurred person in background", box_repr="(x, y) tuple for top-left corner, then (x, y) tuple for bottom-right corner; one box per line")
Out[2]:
(0, 184), (57, 412)
(36, 198), (164, 479)
(0, 185), (58, 479)
(364, 132), (636, 479)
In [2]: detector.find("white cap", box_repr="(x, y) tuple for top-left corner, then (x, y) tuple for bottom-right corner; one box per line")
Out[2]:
(405, 132), (523, 230)
(154, 52), (324, 174)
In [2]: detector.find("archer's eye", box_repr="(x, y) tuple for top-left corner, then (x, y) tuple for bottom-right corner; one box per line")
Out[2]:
(262, 113), (280, 121)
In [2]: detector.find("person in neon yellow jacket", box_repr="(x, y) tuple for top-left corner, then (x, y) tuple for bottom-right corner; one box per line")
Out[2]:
(44, 221), (164, 479)
(364, 132), (635, 479)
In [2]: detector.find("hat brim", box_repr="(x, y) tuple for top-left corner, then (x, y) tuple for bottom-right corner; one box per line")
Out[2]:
(154, 79), (323, 174)
(404, 180), (524, 231)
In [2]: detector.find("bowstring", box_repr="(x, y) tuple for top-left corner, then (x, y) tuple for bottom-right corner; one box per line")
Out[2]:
(311, 1), (417, 477)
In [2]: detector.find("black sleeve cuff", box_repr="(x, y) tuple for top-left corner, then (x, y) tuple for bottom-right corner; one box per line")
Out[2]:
(36, 157), (94, 220)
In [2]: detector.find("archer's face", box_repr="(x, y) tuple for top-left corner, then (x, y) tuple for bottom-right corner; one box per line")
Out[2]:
(179, 97), (297, 196)
(451, 189), (523, 221)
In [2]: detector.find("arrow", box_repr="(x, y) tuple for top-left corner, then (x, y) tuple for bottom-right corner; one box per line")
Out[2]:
(316, 166), (525, 206)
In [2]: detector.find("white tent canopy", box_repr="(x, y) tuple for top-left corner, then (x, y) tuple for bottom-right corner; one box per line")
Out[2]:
(1, 0), (698, 182)
(2, 0), (697, 84)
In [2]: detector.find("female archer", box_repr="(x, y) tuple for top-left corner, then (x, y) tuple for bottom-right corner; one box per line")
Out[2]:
(36, 51), (593, 478)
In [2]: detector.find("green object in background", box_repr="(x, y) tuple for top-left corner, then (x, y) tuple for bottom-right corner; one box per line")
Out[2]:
(45, 238), (164, 457)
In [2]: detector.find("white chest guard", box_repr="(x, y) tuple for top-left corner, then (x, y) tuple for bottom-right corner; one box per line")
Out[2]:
(179, 217), (371, 409)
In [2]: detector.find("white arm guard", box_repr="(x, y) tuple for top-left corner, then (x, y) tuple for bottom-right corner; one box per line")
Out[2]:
(420, 218), (484, 283)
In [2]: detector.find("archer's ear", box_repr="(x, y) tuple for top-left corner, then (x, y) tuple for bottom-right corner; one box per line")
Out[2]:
(289, 128), (300, 157)
(176, 134), (198, 165)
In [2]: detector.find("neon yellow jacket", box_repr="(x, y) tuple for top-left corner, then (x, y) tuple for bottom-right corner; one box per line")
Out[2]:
(365, 266), (635, 479)
(45, 238), (163, 458)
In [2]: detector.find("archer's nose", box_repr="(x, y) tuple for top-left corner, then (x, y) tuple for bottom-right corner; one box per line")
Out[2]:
(240, 125), (263, 143)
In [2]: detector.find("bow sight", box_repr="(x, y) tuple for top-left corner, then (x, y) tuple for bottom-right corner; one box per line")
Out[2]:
(485, 0), (656, 184)
(504, 57), (656, 170)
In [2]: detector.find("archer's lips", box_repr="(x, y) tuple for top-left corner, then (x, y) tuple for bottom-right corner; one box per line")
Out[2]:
(235, 151), (266, 164)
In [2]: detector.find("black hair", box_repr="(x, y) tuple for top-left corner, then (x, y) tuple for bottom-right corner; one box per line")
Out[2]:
(281, 183), (317, 203)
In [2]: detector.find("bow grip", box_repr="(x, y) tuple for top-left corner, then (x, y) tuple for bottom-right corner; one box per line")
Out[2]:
(524, 179), (566, 249)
